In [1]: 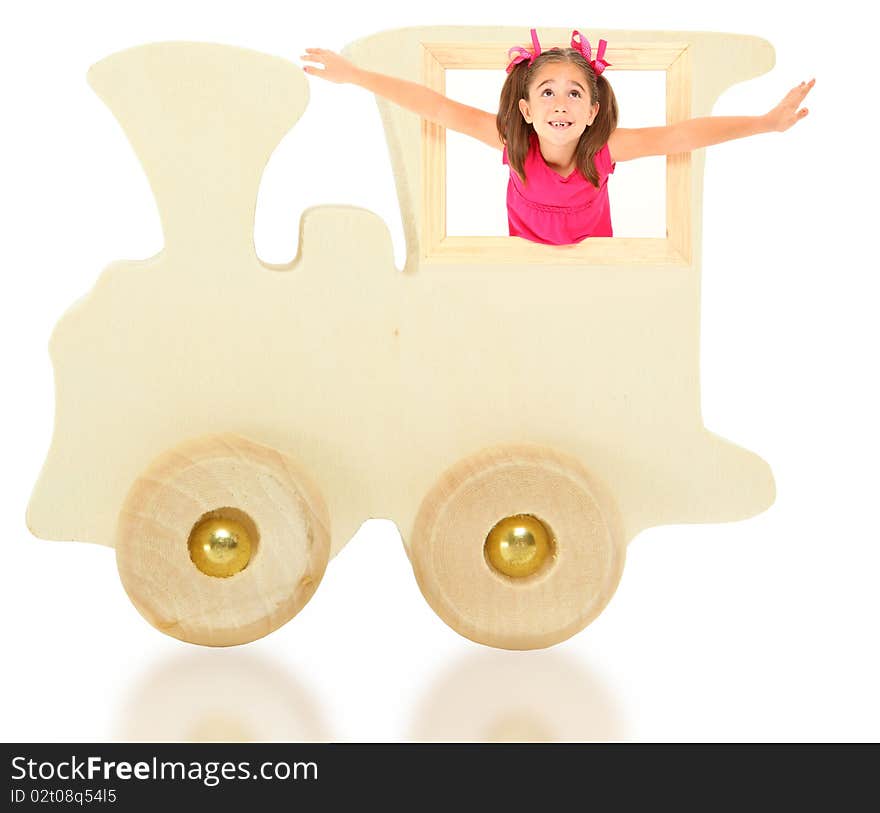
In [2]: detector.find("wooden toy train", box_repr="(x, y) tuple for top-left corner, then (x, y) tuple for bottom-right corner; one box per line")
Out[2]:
(26, 27), (777, 648)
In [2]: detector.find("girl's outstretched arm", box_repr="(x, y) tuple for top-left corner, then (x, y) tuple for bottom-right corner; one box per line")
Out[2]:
(608, 79), (815, 162)
(301, 48), (503, 150)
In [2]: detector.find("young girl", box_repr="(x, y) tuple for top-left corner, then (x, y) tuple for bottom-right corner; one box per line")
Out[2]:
(301, 29), (814, 245)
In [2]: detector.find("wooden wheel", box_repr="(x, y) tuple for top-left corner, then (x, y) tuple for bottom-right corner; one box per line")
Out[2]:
(116, 433), (330, 646)
(410, 445), (625, 650)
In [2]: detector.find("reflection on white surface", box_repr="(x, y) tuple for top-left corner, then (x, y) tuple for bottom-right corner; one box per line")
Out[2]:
(114, 650), (330, 742)
(409, 650), (625, 742)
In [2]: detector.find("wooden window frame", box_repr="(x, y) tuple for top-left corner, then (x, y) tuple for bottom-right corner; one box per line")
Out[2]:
(420, 41), (693, 266)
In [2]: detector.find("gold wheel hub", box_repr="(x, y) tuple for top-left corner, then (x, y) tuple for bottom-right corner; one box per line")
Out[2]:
(484, 514), (554, 578)
(188, 510), (254, 578)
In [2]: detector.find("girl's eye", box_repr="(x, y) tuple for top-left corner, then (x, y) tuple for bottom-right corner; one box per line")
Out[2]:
(570, 90), (581, 98)
(541, 89), (553, 96)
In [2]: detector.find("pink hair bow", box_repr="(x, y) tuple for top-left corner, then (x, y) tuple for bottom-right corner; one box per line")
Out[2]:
(506, 28), (542, 74)
(570, 30), (611, 76)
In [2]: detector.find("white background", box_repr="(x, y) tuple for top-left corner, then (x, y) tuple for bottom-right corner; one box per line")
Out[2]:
(3, 0), (877, 742)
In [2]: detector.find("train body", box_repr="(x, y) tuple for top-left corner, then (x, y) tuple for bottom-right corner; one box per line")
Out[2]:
(27, 28), (776, 648)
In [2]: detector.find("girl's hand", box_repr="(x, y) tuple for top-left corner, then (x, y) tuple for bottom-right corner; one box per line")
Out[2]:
(764, 79), (815, 132)
(300, 48), (360, 84)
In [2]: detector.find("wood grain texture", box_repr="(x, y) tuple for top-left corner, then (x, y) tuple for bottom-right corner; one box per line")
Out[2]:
(420, 42), (690, 70)
(667, 46), (693, 262)
(411, 445), (625, 649)
(116, 433), (330, 646)
(421, 45), (446, 259)
(423, 236), (686, 265)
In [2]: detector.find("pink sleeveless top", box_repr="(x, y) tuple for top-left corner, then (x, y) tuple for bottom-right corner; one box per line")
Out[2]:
(502, 131), (615, 245)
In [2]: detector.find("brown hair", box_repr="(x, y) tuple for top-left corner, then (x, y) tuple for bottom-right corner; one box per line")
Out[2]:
(496, 48), (618, 187)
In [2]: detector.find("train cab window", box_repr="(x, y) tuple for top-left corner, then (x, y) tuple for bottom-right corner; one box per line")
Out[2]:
(445, 69), (667, 239)
(420, 41), (693, 266)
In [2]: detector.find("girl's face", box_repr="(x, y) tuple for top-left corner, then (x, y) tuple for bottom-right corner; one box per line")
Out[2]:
(519, 61), (599, 147)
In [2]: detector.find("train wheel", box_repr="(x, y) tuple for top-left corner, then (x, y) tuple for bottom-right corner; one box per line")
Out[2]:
(116, 433), (330, 646)
(410, 445), (624, 650)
